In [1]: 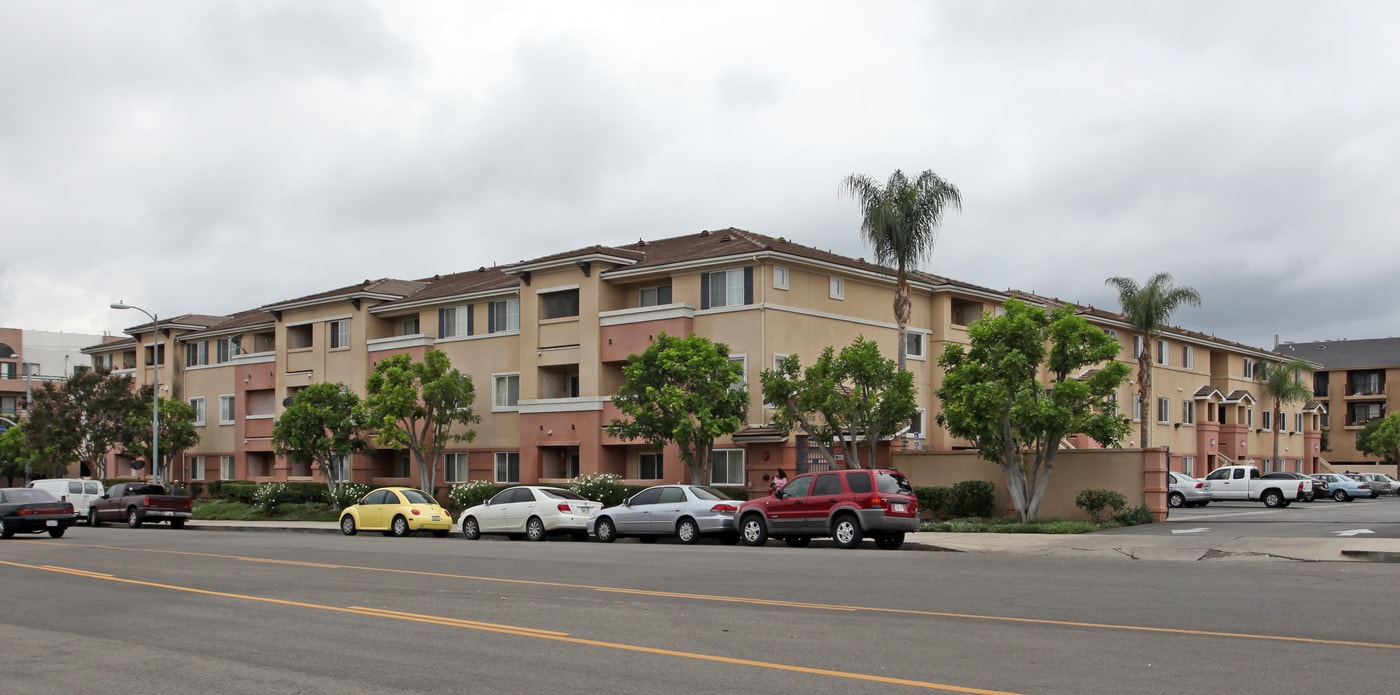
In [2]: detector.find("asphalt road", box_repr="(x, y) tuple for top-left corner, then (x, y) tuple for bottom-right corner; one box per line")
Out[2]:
(1118, 492), (1400, 538)
(2, 526), (1397, 694)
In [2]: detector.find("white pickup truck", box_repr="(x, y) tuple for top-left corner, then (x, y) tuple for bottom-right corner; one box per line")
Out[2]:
(1203, 465), (1311, 507)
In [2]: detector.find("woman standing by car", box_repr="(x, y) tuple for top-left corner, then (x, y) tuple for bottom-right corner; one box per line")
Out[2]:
(770, 469), (788, 493)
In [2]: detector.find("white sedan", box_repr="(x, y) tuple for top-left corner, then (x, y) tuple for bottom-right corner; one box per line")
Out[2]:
(458, 486), (601, 542)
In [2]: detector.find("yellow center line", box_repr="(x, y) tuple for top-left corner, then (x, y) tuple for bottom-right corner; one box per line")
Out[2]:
(37, 541), (1400, 651)
(1, 559), (1016, 694)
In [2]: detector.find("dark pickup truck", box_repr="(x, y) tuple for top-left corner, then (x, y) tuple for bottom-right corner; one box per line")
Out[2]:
(88, 482), (194, 529)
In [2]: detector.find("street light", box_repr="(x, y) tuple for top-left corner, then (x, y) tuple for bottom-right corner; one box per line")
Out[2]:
(111, 302), (160, 484)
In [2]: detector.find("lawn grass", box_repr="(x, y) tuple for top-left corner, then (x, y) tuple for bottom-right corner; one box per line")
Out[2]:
(919, 517), (1101, 534)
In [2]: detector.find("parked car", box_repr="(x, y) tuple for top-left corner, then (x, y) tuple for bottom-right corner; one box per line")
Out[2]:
(1345, 472), (1397, 495)
(339, 487), (453, 537)
(1203, 465), (1307, 507)
(1167, 472), (1212, 508)
(458, 486), (602, 542)
(0, 488), (76, 539)
(1310, 473), (1375, 502)
(1261, 472), (1318, 502)
(27, 478), (104, 520)
(735, 468), (918, 550)
(88, 482), (193, 528)
(588, 485), (741, 544)
(1372, 473), (1400, 495)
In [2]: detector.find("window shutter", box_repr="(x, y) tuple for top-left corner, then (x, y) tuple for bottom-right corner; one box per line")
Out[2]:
(743, 267), (754, 305)
(487, 302), (495, 333)
(466, 305), (474, 336)
(700, 272), (711, 310)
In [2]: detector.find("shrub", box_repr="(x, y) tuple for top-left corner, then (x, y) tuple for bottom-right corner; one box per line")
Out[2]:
(447, 480), (498, 510)
(333, 483), (373, 510)
(253, 482), (294, 515)
(570, 473), (628, 507)
(913, 486), (952, 518)
(1075, 488), (1128, 523)
(210, 481), (259, 504)
(948, 480), (996, 518)
(1111, 504), (1153, 526)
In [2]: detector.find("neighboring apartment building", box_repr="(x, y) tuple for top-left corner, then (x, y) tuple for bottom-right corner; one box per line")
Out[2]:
(81, 228), (1322, 492)
(0, 327), (106, 421)
(1276, 337), (1400, 467)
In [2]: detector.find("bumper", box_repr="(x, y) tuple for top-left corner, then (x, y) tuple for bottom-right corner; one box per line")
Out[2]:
(7, 516), (76, 533)
(856, 509), (920, 533)
(407, 516), (454, 531)
(144, 510), (194, 519)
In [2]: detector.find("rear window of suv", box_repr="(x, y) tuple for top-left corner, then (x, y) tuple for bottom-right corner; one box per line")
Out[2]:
(877, 471), (913, 495)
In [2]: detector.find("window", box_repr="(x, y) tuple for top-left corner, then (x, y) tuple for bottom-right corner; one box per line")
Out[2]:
(1156, 340), (1169, 366)
(1247, 408), (1254, 428)
(829, 276), (845, 300)
(445, 453), (469, 483)
(1182, 344), (1194, 370)
(1, 396), (18, 416)
(190, 397), (206, 426)
(639, 285), (672, 307)
(185, 341), (208, 367)
(1350, 402), (1384, 426)
(1348, 370), (1383, 395)
(401, 317), (420, 335)
(328, 320), (349, 350)
(493, 374), (520, 409)
(188, 456), (204, 481)
(728, 355), (747, 393)
(1133, 336), (1145, 359)
(1279, 411), (1288, 432)
(1102, 328), (1117, 340)
(1182, 400), (1195, 425)
(703, 268), (751, 309)
(1262, 409), (1272, 431)
(1243, 358), (1255, 379)
(772, 266), (789, 290)
(908, 408), (926, 443)
(219, 395), (235, 425)
(216, 337), (236, 363)
(905, 332), (925, 360)
(220, 455), (235, 480)
(438, 306), (471, 338)
(1156, 397), (1170, 423)
(639, 452), (663, 479)
(1132, 394), (1142, 422)
(287, 324), (313, 349)
(1182, 456), (1195, 476)
(487, 297), (520, 332)
(1295, 413), (1304, 432)
(710, 449), (745, 485)
(540, 289), (579, 319)
(329, 455), (350, 482)
(494, 452), (520, 483)
(1313, 372), (1330, 398)
(0, 362), (14, 379)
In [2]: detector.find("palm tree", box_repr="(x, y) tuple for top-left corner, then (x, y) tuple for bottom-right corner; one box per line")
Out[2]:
(842, 169), (961, 372)
(1105, 272), (1201, 448)
(1255, 358), (1314, 470)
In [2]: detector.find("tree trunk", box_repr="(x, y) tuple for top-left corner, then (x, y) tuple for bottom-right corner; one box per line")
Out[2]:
(1138, 340), (1152, 449)
(1271, 400), (1281, 470)
(893, 279), (911, 373)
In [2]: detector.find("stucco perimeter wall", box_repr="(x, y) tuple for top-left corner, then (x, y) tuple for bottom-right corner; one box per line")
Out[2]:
(894, 448), (1168, 522)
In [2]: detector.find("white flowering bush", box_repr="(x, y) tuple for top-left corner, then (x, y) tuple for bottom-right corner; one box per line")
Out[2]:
(253, 482), (292, 515)
(333, 483), (372, 510)
(448, 480), (497, 510)
(570, 473), (627, 507)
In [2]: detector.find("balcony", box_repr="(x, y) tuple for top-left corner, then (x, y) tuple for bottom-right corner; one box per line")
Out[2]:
(599, 303), (695, 362)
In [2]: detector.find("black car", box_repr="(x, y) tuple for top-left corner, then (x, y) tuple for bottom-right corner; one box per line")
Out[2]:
(0, 488), (76, 538)
(1260, 472), (1318, 502)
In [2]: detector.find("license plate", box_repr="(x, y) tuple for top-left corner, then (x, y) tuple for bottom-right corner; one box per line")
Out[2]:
(892, 503), (906, 513)
(47, 520), (58, 527)
(577, 507), (595, 516)
(430, 515), (441, 521)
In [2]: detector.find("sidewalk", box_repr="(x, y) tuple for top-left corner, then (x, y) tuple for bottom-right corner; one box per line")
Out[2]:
(186, 520), (1400, 562)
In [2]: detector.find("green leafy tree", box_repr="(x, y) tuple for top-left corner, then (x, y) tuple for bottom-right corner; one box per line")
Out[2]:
(1356, 412), (1400, 470)
(123, 394), (201, 484)
(1253, 358), (1314, 469)
(1, 424), (41, 484)
(760, 336), (916, 469)
(609, 332), (748, 485)
(842, 168), (961, 372)
(1105, 272), (1201, 448)
(24, 369), (145, 479)
(272, 382), (367, 496)
(364, 350), (479, 494)
(937, 299), (1131, 521)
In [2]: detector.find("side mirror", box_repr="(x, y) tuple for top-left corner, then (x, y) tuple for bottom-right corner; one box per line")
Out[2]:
(773, 488), (785, 499)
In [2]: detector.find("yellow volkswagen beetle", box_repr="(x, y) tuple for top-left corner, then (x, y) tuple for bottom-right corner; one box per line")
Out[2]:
(339, 487), (453, 538)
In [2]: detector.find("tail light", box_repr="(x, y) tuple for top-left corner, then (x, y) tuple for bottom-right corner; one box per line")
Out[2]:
(710, 503), (738, 513)
(558, 503), (573, 513)
(1359, 484), (1370, 489)
(1194, 482), (1204, 489)
(410, 509), (421, 516)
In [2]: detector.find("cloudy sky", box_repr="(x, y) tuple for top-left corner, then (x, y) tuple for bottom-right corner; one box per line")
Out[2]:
(2, 1), (1395, 351)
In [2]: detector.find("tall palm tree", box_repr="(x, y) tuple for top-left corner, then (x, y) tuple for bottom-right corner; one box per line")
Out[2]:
(1255, 358), (1314, 470)
(842, 169), (961, 372)
(1105, 272), (1201, 449)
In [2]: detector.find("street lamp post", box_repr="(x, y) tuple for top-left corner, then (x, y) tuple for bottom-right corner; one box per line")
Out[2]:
(111, 302), (160, 484)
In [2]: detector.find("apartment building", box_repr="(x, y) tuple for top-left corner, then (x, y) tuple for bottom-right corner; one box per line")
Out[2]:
(1, 327), (107, 421)
(81, 228), (1321, 492)
(1276, 337), (1400, 467)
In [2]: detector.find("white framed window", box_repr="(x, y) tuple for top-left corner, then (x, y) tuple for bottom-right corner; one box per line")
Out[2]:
(728, 355), (747, 393)
(401, 317), (420, 335)
(1262, 410), (1273, 431)
(490, 298), (520, 332)
(1243, 357), (1255, 379)
(1133, 336), (1145, 359)
(908, 408), (926, 441)
(1156, 340), (1169, 366)
(1103, 328), (1117, 340)
(1182, 344), (1194, 370)
(328, 319), (350, 350)
(189, 397), (206, 426)
(1132, 394), (1142, 422)
(539, 288), (579, 319)
(188, 455), (204, 481)
(639, 285), (672, 307)
(639, 452), (663, 479)
(706, 268), (746, 308)
(220, 455), (235, 480)
(494, 452), (520, 483)
(1247, 407), (1254, 428)
(829, 276), (845, 300)
(772, 266), (789, 290)
(438, 305), (470, 338)
(329, 455), (350, 482)
(1279, 411), (1288, 432)
(185, 341), (208, 367)
(445, 452), (469, 483)
(1295, 413), (1304, 432)
(219, 395), (235, 425)
(905, 332), (926, 360)
(1181, 456), (1195, 476)
(710, 449), (745, 486)
(216, 337), (236, 363)
(1182, 400), (1195, 425)
(493, 373), (520, 410)
(1156, 397), (1170, 423)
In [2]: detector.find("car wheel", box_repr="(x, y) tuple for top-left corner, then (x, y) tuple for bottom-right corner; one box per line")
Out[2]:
(676, 518), (701, 545)
(832, 514), (863, 549)
(48, 527), (66, 538)
(0, 519), (12, 539)
(875, 533), (905, 550)
(1168, 491), (1185, 508)
(783, 536), (811, 548)
(1333, 489), (1349, 502)
(431, 530), (449, 538)
(1262, 490), (1284, 508)
(390, 516), (410, 538)
(525, 516), (546, 542)
(461, 517), (481, 540)
(594, 517), (617, 543)
(340, 515), (358, 536)
(739, 514), (768, 546)
(88, 511), (101, 527)
(718, 532), (740, 546)
(127, 508), (142, 529)
(170, 519), (185, 529)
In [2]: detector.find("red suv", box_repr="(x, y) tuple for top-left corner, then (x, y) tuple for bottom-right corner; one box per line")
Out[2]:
(736, 468), (918, 550)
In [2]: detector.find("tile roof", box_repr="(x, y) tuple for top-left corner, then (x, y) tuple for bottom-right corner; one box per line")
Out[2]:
(1274, 337), (1400, 370)
(373, 267), (519, 311)
(262, 277), (428, 310)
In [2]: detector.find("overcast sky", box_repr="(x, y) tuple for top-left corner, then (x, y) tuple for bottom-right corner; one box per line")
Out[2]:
(2, 1), (1395, 351)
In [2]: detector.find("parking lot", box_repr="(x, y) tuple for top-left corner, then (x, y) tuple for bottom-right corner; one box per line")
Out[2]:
(1129, 493), (1400, 538)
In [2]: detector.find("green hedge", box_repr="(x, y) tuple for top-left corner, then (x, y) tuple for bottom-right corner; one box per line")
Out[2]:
(913, 480), (996, 519)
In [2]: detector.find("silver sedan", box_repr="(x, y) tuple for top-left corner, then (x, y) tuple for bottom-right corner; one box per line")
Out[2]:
(1167, 472), (1212, 508)
(588, 485), (742, 545)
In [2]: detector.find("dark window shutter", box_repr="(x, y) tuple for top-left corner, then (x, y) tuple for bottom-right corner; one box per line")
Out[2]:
(487, 302), (496, 333)
(700, 272), (711, 310)
(467, 304), (474, 336)
(743, 266), (754, 305)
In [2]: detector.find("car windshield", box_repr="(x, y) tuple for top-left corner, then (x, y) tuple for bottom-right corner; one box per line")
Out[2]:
(540, 488), (588, 501)
(876, 471), (913, 495)
(400, 489), (438, 505)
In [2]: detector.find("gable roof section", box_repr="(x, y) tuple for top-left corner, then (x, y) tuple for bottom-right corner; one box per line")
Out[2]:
(1275, 337), (1400, 370)
(371, 267), (520, 313)
(262, 278), (428, 313)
